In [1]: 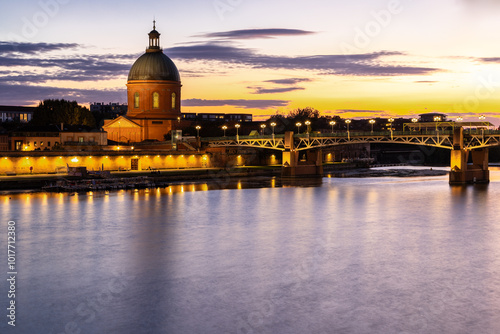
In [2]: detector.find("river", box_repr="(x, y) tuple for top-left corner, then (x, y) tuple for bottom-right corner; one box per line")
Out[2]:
(2, 167), (500, 333)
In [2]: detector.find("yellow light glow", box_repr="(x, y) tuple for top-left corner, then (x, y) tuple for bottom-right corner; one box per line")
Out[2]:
(71, 157), (79, 163)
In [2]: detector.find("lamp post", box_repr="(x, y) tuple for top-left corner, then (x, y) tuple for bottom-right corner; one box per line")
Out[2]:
(305, 120), (311, 133)
(479, 115), (486, 135)
(329, 120), (336, 133)
(411, 117), (418, 132)
(388, 117), (394, 139)
(369, 119), (375, 133)
(296, 122), (302, 134)
(235, 123), (240, 140)
(345, 119), (351, 140)
(456, 116), (463, 122)
(195, 125), (201, 138)
(222, 125), (227, 137)
(260, 123), (266, 135)
(270, 122), (276, 135)
(433, 116), (440, 131)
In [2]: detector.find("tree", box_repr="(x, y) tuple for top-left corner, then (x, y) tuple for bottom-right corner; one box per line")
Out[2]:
(30, 99), (96, 128)
(287, 107), (320, 119)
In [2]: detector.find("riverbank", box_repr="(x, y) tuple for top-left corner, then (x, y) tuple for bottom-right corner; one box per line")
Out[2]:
(0, 167), (282, 191)
(0, 164), (451, 191)
(326, 167), (448, 178)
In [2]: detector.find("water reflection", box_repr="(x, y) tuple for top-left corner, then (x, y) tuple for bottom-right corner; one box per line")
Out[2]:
(2, 171), (500, 333)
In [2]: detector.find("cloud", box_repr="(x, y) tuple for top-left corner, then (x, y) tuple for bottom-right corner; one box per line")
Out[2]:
(182, 98), (289, 109)
(195, 29), (316, 40)
(249, 86), (305, 94)
(0, 82), (126, 105)
(265, 78), (312, 85)
(166, 43), (439, 76)
(335, 109), (387, 114)
(478, 57), (500, 63)
(0, 48), (137, 83)
(0, 42), (80, 55)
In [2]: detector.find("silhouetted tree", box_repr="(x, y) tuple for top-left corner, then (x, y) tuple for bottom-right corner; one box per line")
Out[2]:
(31, 99), (96, 128)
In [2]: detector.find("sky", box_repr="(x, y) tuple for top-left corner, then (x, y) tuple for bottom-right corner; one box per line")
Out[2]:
(2, 0), (500, 123)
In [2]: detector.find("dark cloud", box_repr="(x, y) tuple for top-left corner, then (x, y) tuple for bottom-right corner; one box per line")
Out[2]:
(265, 78), (312, 85)
(335, 109), (387, 114)
(249, 86), (305, 94)
(182, 98), (289, 109)
(195, 29), (316, 40)
(0, 51), (137, 83)
(0, 82), (126, 106)
(478, 57), (500, 63)
(166, 43), (439, 76)
(0, 41), (80, 55)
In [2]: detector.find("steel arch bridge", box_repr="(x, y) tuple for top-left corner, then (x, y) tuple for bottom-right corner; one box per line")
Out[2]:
(203, 130), (500, 151)
(202, 123), (500, 184)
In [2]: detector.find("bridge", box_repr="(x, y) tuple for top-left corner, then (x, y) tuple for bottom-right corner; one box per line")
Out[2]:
(202, 122), (500, 184)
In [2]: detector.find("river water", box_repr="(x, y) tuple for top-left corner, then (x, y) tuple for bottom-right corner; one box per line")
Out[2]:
(2, 168), (500, 333)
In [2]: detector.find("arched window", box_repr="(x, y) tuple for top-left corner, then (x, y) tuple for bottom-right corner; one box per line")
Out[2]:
(171, 92), (176, 109)
(134, 92), (139, 108)
(153, 92), (159, 109)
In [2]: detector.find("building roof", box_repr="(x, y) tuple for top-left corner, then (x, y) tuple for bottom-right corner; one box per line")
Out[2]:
(0, 106), (36, 112)
(128, 22), (180, 82)
(128, 52), (180, 81)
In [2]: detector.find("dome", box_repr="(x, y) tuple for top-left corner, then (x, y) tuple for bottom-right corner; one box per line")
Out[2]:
(127, 52), (180, 82)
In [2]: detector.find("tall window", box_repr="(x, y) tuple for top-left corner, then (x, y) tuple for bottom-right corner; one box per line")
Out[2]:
(134, 92), (139, 108)
(153, 92), (159, 109)
(171, 92), (176, 109)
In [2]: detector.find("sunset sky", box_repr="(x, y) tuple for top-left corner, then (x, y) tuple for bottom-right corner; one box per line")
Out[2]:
(2, 0), (500, 123)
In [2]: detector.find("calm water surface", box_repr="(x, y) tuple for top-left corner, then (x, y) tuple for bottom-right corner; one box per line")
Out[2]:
(2, 168), (500, 333)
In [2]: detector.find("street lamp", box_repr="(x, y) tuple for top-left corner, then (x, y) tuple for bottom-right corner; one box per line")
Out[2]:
(305, 120), (311, 133)
(479, 115), (486, 120)
(235, 123), (240, 138)
(270, 122), (276, 135)
(345, 119), (351, 140)
(456, 116), (463, 122)
(388, 117), (394, 139)
(222, 125), (227, 137)
(260, 123), (266, 135)
(195, 125), (201, 137)
(329, 120), (336, 133)
(296, 122), (302, 134)
(369, 119), (375, 133)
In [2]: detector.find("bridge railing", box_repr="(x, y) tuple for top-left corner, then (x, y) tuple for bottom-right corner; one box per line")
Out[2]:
(201, 129), (500, 142)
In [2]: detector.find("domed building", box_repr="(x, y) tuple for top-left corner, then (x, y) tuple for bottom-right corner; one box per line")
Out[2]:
(103, 22), (181, 142)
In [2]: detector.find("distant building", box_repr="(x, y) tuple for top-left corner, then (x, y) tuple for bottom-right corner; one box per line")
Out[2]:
(182, 113), (253, 122)
(90, 102), (127, 115)
(9, 125), (61, 151)
(419, 113), (447, 122)
(0, 126), (8, 151)
(0, 106), (35, 123)
(8, 124), (107, 151)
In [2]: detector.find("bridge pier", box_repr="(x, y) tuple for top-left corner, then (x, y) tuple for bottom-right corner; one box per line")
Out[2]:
(281, 131), (323, 177)
(449, 128), (489, 184)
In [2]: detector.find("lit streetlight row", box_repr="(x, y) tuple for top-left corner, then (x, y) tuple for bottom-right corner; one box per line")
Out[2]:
(200, 114), (489, 138)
